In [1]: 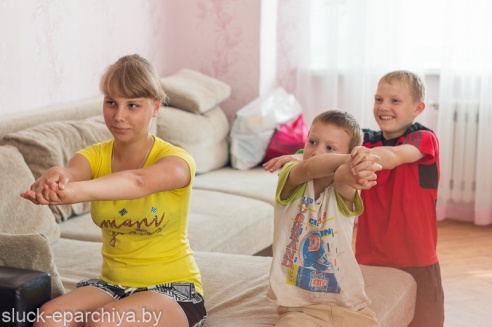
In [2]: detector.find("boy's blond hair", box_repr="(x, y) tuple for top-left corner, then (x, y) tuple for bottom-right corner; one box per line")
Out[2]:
(100, 54), (167, 104)
(379, 70), (426, 103)
(311, 109), (363, 152)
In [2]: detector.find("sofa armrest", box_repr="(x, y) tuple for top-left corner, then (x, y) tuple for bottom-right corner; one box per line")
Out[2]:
(0, 233), (65, 299)
(0, 266), (51, 326)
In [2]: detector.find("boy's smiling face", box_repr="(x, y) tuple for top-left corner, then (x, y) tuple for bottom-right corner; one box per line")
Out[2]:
(373, 81), (425, 139)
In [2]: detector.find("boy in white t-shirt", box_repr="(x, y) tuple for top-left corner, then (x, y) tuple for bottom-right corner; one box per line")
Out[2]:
(267, 110), (382, 326)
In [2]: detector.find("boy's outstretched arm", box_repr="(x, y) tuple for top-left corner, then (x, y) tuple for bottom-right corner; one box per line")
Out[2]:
(279, 153), (350, 200)
(263, 153), (302, 172)
(351, 144), (424, 170)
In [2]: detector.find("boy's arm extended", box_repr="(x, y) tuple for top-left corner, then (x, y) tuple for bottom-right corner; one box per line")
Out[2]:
(263, 153), (302, 173)
(280, 153), (349, 199)
(352, 144), (424, 170)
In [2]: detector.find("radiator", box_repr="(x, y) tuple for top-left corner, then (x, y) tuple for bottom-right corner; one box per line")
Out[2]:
(439, 100), (479, 205)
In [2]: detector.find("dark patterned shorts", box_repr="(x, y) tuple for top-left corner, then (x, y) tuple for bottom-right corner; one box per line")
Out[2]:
(77, 279), (207, 327)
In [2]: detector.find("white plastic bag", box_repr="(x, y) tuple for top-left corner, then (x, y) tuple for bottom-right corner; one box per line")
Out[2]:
(230, 88), (303, 170)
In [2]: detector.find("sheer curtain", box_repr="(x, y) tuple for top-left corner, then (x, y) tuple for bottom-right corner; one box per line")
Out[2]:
(279, 0), (492, 225)
(291, 0), (431, 128)
(435, 0), (492, 225)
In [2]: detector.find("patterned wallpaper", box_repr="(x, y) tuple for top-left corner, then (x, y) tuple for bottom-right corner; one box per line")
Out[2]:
(0, 0), (168, 117)
(163, 0), (262, 123)
(0, 0), (292, 125)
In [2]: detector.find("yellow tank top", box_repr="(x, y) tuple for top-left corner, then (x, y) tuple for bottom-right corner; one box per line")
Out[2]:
(77, 137), (202, 295)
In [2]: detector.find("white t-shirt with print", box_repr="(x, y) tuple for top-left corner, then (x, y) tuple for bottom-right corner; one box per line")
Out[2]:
(267, 162), (370, 311)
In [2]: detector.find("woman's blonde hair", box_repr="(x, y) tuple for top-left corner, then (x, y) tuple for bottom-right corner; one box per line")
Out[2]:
(311, 109), (363, 152)
(100, 54), (167, 104)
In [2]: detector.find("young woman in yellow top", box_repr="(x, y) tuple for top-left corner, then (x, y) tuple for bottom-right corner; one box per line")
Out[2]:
(21, 54), (206, 327)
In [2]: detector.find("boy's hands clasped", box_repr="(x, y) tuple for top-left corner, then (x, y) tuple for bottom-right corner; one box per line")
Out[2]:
(346, 146), (382, 190)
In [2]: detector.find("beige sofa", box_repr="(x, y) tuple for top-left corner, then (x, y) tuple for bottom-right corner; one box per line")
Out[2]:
(0, 70), (416, 326)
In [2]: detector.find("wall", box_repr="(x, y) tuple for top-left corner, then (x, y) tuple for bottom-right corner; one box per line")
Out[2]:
(162, 0), (266, 123)
(0, 0), (273, 124)
(0, 0), (168, 118)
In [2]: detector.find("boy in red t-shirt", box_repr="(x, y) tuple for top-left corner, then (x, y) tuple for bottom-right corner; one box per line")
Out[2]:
(352, 70), (444, 327)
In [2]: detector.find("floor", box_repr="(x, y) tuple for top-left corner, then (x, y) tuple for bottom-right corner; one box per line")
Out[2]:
(436, 219), (492, 327)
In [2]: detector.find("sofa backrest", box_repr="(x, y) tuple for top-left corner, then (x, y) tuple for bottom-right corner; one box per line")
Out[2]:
(1, 115), (112, 222)
(0, 96), (104, 141)
(0, 145), (60, 243)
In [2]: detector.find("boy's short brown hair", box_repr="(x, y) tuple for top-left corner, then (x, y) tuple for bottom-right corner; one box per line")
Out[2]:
(311, 109), (363, 152)
(379, 70), (426, 103)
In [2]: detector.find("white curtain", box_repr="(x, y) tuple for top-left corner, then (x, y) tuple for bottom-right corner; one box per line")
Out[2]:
(280, 0), (492, 225)
(435, 0), (492, 225)
(291, 0), (432, 128)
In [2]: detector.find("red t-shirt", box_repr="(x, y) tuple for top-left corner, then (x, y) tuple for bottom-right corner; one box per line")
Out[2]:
(355, 123), (440, 268)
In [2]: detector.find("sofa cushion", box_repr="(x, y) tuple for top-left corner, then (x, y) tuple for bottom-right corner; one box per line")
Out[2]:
(187, 189), (273, 255)
(1, 116), (112, 222)
(0, 146), (60, 243)
(195, 252), (278, 326)
(51, 238), (103, 292)
(194, 167), (278, 205)
(160, 69), (231, 114)
(156, 106), (229, 174)
(0, 233), (65, 298)
(361, 265), (417, 327)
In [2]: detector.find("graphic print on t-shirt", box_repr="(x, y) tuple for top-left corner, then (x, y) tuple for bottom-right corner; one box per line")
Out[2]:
(99, 209), (169, 247)
(282, 196), (342, 294)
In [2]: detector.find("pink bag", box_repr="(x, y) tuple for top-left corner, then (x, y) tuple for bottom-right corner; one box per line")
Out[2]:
(263, 114), (308, 163)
